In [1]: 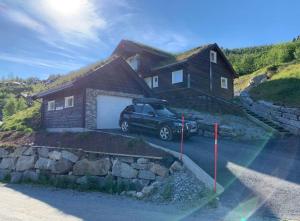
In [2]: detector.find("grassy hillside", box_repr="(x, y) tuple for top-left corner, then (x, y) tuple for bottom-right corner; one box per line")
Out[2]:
(250, 62), (300, 107)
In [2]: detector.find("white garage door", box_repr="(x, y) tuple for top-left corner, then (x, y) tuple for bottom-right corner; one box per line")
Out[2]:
(96, 95), (133, 129)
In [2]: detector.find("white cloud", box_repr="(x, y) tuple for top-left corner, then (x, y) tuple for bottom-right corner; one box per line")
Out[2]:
(0, 53), (81, 70)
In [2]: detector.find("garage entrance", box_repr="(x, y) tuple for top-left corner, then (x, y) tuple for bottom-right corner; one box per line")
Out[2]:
(96, 95), (133, 129)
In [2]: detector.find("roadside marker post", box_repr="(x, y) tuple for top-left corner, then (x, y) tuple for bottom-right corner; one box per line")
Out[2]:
(214, 123), (218, 193)
(180, 114), (184, 161)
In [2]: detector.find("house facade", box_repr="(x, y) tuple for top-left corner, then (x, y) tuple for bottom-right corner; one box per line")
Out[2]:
(34, 40), (238, 131)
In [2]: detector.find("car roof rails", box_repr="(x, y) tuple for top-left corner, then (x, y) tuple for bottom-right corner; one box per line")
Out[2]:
(133, 98), (168, 105)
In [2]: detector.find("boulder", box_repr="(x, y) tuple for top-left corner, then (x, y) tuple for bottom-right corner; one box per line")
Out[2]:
(73, 158), (111, 176)
(10, 146), (27, 157)
(118, 157), (134, 164)
(61, 150), (79, 163)
(138, 170), (156, 180)
(49, 151), (62, 161)
(23, 147), (34, 156)
(51, 159), (73, 174)
(169, 161), (183, 174)
(131, 179), (150, 191)
(0, 149), (9, 158)
(23, 171), (39, 182)
(150, 163), (169, 177)
(0, 169), (10, 180)
(131, 163), (149, 170)
(0, 158), (16, 170)
(35, 157), (55, 170)
(136, 191), (144, 199)
(16, 156), (36, 171)
(142, 185), (155, 196)
(10, 172), (23, 183)
(112, 160), (137, 179)
(37, 147), (49, 158)
(137, 158), (149, 164)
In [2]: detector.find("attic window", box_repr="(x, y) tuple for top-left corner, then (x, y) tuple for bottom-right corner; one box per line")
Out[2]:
(47, 100), (55, 111)
(64, 96), (74, 108)
(221, 77), (228, 89)
(126, 55), (139, 71)
(210, 50), (217, 63)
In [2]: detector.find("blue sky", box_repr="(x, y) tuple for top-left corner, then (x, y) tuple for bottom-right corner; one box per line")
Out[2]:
(0, 0), (299, 79)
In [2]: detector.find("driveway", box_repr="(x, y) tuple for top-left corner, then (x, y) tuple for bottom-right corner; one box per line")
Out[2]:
(107, 130), (300, 220)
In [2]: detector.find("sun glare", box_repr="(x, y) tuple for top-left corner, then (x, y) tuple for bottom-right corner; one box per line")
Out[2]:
(47, 0), (83, 16)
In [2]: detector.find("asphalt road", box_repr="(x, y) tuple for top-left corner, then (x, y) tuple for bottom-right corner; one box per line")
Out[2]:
(113, 130), (300, 220)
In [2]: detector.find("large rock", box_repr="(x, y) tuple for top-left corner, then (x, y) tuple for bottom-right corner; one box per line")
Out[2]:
(73, 158), (111, 176)
(37, 147), (49, 158)
(10, 147), (27, 157)
(23, 147), (34, 156)
(150, 163), (169, 177)
(16, 156), (36, 171)
(0, 158), (16, 170)
(23, 171), (39, 182)
(49, 151), (62, 161)
(131, 163), (149, 170)
(51, 159), (73, 174)
(137, 158), (149, 164)
(138, 170), (155, 180)
(112, 160), (137, 179)
(10, 172), (23, 183)
(61, 150), (79, 163)
(35, 157), (55, 170)
(0, 149), (9, 158)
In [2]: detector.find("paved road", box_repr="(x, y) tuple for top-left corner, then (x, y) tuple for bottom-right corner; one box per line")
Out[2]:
(110, 130), (300, 220)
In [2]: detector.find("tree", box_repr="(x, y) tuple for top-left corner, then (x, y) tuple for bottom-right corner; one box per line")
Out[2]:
(2, 96), (27, 119)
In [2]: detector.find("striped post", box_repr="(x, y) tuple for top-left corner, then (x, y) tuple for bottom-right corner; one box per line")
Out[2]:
(214, 123), (218, 193)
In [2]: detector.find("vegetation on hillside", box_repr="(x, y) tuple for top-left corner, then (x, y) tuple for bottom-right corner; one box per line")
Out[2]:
(250, 62), (300, 107)
(224, 39), (300, 75)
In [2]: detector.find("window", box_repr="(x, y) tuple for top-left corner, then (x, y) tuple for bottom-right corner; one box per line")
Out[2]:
(172, 70), (183, 84)
(143, 104), (155, 115)
(153, 76), (159, 88)
(124, 105), (134, 113)
(221, 77), (228, 89)
(210, 50), (217, 63)
(134, 104), (143, 113)
(47, 100), (55, 111)
(64, 96), (74, 108)
(144, 77), (152, 88)
(126, 55), (139, 71)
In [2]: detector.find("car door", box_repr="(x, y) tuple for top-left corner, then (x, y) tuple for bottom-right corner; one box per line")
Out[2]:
(130, 104), (145, 128)
(142, 104), (159, 130)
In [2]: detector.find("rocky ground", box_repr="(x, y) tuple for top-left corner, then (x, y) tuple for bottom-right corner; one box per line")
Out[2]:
(175, 108), (271, 140)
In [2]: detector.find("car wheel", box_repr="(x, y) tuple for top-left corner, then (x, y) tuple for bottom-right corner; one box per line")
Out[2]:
(159, 125), (173, 141)
(121, 120), (130, 132)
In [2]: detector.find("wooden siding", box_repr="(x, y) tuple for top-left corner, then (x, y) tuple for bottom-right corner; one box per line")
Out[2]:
(42, 89), (84, 128)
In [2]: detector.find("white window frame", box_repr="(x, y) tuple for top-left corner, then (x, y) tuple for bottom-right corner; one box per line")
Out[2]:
(144, 77), (152, 88)
(210, 50), (217, 63)
(64, 96), (74, 108)
(153, 76), (159, 88)
(172, 70), (183, 84)
(126, 54), (139, 71)
(221, 77), (228, 89)
(47, 100), (55, 111)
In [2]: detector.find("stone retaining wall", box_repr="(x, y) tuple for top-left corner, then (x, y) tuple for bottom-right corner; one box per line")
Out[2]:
(241, 95), (300, 135)
(0, 146), (184, 198)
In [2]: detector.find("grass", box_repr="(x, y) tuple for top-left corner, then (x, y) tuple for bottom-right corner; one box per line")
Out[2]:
(0, 103), (41, 132)
(250, 62), (300, 107)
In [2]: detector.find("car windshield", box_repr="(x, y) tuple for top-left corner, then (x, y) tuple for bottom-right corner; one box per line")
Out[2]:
(151, 104), (175, 117)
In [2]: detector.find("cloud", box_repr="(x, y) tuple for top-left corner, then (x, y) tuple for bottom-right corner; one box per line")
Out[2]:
(0, 53), (82, 71)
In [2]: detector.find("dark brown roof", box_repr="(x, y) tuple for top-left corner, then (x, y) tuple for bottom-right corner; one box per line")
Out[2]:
(33, 56), (152, 99)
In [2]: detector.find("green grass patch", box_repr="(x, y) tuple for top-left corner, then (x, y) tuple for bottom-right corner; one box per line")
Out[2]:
(0, 103), (41, 132)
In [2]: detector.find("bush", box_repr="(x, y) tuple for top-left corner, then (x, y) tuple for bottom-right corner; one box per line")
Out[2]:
(0, 102), (41, 132)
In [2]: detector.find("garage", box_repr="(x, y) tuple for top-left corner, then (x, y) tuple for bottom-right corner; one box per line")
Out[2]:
(96, 95), (133, 129)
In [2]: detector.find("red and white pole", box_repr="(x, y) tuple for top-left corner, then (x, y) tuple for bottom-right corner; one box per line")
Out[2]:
(180, 114), (184, 161)
(214, 123), (218, 193)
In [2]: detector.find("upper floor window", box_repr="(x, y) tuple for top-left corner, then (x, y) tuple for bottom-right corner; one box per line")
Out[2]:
(172, 70), (183, 84)
(126, 54), (139, 71)
(210, 50), (217, 63)
(144, 77), (152, 88)
(47, 100), (55, 111)
(65, 96), (74, 108)
(221, 77), (228, 89)
(153, 76), (159, 88)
